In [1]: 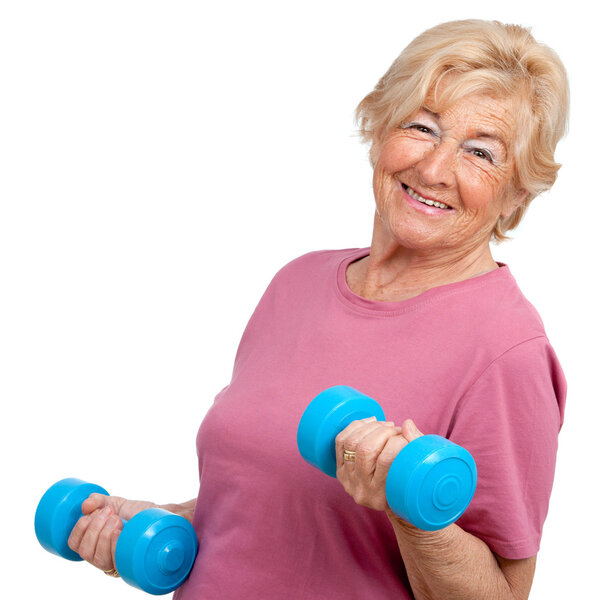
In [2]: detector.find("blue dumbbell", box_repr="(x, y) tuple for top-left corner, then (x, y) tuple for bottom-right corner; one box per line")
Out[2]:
(34, 478), (198, 595)
(297, 385), (477, 531)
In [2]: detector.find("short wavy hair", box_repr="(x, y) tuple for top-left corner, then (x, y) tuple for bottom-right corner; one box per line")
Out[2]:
(355, 19), (569, 241)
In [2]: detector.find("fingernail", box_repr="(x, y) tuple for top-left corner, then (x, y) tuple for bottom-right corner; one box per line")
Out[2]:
(384, 421), (395, 426)
(365, 416), (377, 422)
(101, 507), (112, 518)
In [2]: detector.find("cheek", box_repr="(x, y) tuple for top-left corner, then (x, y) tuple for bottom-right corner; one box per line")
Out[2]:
(457, 166), (509, 215)
(377, 138), (431, 172)
(372, 166), (394, 211)
(373, 142), (430, 204)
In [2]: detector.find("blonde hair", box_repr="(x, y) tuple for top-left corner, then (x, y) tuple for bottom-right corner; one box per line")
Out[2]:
(355, 19), (569, 241)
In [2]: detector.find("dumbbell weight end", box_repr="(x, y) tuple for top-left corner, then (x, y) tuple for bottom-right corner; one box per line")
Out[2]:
(116, 507), (198, 595)
(385, 434), (477, 531)
(297, 385), (386, 478)
(35, 478), (109, 561)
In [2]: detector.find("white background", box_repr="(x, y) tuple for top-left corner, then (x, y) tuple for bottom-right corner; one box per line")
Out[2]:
(1, 1), (597, 598)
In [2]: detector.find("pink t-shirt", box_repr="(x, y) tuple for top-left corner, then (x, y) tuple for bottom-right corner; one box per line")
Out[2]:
(174, 248), (566, 600)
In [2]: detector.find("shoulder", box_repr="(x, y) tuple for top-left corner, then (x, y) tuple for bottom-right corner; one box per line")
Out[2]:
(276, 248), (363, 274)
(452, 334), (567, 440)
(268, 247), (365, 288)
(432, 265), (566, 420)
(449, 264), (549, 357)
(242, 248), (362, 318)
(473, 334), (566, 400)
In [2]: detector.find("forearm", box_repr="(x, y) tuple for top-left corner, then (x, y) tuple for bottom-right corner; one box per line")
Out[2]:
(387, 512), (530, 600)
(159, 499), (197, 523)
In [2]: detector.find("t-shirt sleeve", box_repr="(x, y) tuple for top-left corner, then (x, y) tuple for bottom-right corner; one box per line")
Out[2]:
(448, 336), (566, 559)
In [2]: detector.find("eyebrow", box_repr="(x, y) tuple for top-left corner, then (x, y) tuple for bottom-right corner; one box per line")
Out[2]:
(470, 132), (507, 151)
(422, 106), (441, 119)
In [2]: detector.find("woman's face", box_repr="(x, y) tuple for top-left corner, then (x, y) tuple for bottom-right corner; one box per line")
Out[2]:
(371, 92), (527, 256)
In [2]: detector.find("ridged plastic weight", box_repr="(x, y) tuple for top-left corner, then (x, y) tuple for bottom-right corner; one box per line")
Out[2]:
(35, 478), (198, 595)
(297, 386), (477, 531)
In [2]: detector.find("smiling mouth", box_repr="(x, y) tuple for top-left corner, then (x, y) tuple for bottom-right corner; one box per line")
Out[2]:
(401, 183), (453, 210)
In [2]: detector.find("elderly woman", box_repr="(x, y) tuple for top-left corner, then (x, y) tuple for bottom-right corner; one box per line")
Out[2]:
(67, 19), (568, 600)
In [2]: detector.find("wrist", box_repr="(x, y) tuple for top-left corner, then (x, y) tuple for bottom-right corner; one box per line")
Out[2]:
(385, 508), (457, 548)
(158, 500), (196, 523)
(385, 508), (422, 535)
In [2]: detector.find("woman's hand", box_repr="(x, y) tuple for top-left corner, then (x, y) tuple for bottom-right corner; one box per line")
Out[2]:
(67, 494), (159, 574)
(335, 417), (424, 511)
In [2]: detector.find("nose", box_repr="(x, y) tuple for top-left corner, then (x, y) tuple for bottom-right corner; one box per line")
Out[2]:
(414, 140), (456, 188)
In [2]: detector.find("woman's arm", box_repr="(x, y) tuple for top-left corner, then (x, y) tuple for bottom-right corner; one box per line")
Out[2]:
(387, 515), (536, 600)
(335, 418), (536, 600)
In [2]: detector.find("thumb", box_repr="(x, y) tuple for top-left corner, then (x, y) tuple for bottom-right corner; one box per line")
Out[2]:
(401, 419), (423, 442)
(81, 493), (124, 516)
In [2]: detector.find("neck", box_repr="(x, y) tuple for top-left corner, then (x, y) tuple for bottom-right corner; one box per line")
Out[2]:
(348, 220), (498, 303)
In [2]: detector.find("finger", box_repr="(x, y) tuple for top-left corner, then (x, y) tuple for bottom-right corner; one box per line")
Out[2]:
(336, 419), (389, 472)
(401, 419), (424, 443)
(353, 423), (400, 474)
(77, 506), (113, 564)
(67, 514), (93, 556)
(371, 434), (411, 490)
(346, 420), (393, 449)
(111, 523), (121, 571)
(335, 417), (377, 468)
(81, 493), (109, 515)
(94, 514), (122, 571)
(336, 421), (396, 475)
(335, 416), (378, 446)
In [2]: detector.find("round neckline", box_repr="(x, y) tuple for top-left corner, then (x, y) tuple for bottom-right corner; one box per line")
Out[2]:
(335, 247), (512, 316)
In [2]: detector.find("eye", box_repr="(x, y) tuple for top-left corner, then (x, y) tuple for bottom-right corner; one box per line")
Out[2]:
(400, 122), (436, 136)
(411, 124), (434, 135)
(470, 148), (494, 162)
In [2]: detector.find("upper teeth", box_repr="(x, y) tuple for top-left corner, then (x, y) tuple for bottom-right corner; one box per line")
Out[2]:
(405, 185), (450, 209)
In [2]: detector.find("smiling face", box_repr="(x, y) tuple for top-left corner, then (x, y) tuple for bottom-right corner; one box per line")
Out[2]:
(371, 91), (528, 259)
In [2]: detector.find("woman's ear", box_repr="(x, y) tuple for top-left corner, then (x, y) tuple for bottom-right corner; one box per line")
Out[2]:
(500, 187), (529, 219)
(369, 131), (383, 167)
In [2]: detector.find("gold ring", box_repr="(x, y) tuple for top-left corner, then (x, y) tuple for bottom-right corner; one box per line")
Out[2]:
(343, 449), (357, 462)
(104, 567), (120, 578)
